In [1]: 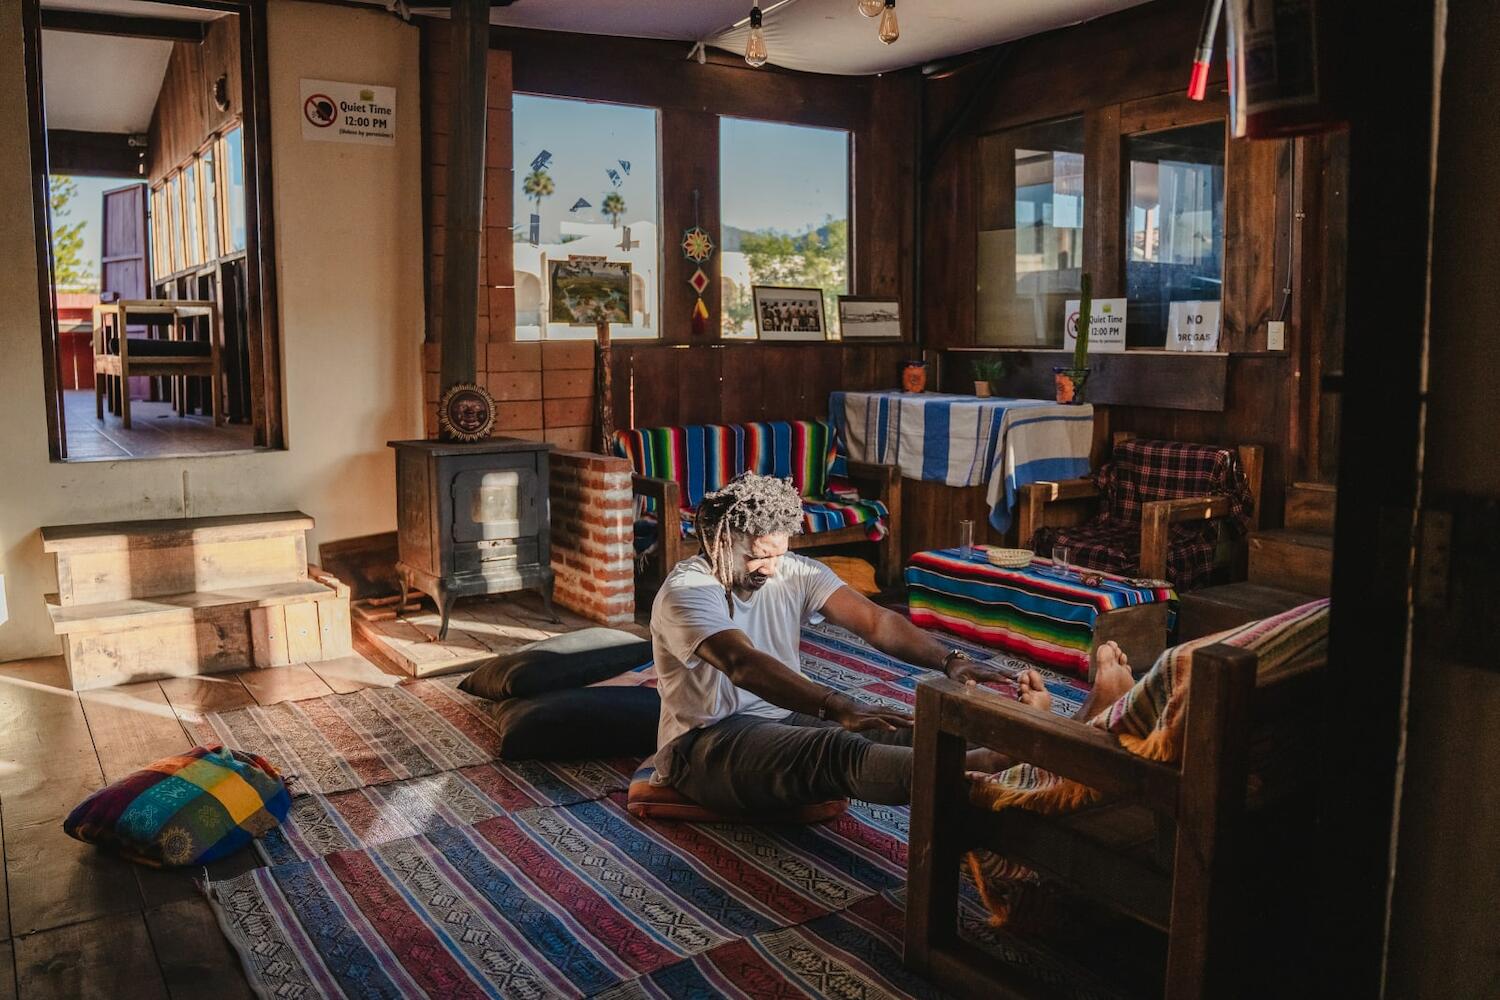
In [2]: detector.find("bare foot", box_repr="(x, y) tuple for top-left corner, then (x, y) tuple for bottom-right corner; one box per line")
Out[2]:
(962, 671), (1053, 773)
(1077, 641), (1135, 722)
(1015, 669), (1053, 714)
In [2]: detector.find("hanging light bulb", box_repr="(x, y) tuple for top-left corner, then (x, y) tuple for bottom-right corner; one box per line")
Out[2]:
(857, 0), (884, 17)
(878, 0), (899, 44)
(744, 6), (768, 67)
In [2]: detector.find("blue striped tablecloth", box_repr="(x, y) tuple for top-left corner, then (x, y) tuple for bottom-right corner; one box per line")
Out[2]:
(829, 391), (1094, 532)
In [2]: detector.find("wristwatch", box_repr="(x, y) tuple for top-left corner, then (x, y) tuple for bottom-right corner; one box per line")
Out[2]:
(940, 648), (972, 675)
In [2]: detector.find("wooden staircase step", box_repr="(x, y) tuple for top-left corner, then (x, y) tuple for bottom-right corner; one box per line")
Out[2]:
(1248, 529), (1334, 597)
(46, 580), (337, 635)
(1284, 482), (1337, 535)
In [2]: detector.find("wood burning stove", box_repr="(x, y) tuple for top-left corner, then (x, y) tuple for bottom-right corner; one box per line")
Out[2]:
(389, 438), (555, 639)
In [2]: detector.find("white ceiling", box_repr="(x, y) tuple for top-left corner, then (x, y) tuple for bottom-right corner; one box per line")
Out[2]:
(466, 0), (1150, 75)
(42, 29), (174, 132)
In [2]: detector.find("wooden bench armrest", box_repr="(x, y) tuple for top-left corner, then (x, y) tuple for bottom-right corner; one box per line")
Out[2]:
(1138, 495), (1233, 581)
(1022, 478), (1099, 503)
(1017, 478), (1100, 547)
(630, 473), (681, 510)
(843, 459), (898, 488)
(915, 676), (1180, 812)
(630, 474), (689, 575)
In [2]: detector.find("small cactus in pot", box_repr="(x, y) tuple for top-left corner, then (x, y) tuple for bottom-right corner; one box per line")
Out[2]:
(1054, 272), (1092, 404)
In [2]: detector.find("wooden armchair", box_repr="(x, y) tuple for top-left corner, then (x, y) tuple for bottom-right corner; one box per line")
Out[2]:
(905, 643), (1324, 999)
(1016, 433), (1263, 590)
(631, 458), (902, 587)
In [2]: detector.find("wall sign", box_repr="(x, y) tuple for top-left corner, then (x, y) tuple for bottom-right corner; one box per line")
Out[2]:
(300, 79), (396, 146)
(1064, 297), (1127, 353)
(1167, 300), (1222, 351)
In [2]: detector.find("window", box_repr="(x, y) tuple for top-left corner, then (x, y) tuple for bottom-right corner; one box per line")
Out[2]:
(719, 118), (850, 339)
(219, 125), (247, 254)
(976, 116), (1085, 347)
(1124, 121), (1225, 348)
(511, 94), (659, 340)
(199, 145), (220, 260)
(28, 1), (281, 460)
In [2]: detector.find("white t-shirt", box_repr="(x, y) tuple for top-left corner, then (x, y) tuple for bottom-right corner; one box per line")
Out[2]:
(650, 552), (845, 750)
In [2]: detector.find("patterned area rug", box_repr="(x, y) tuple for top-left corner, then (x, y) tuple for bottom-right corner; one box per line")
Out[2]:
(205, 619), (1120, 999)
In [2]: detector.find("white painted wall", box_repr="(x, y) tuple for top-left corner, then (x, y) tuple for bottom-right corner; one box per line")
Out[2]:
(0, 0), (425, 660)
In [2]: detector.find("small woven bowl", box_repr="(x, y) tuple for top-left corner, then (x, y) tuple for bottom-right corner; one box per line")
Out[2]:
(986, 547), (1034, 569)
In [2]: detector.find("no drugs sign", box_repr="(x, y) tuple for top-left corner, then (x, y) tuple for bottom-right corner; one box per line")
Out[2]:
(300, 79), (397, 146)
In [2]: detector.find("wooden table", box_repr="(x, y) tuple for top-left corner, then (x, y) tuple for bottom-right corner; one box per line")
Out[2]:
(93, 298), (221, 429)
(905, 547), (1175, 681)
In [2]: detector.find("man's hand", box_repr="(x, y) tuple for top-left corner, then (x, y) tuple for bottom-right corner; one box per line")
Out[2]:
(945, 654), (1012, 687)
(824, 692), (914, 733)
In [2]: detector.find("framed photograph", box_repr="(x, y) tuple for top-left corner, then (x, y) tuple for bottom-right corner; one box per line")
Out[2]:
(752, 285), (828, 341)
(548, 257), (633, 326)
(837, 296), (902, 340)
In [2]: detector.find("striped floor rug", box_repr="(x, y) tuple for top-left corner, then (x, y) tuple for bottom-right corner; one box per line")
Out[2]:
(206, 620), (1119, 999)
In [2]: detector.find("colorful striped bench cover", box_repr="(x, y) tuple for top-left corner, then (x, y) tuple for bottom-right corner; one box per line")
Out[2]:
(905, 548), (1177, 678)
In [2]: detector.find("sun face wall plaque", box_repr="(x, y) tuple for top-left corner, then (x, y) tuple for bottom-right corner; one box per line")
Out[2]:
(438, 382), (497, 442)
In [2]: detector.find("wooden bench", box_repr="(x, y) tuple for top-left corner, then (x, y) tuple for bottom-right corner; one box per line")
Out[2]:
(42, 511), (351, 690)
(905, 643), (1325, 998)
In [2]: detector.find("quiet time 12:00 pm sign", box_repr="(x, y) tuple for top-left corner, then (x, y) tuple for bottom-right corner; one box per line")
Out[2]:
(300, 79), (397, 146)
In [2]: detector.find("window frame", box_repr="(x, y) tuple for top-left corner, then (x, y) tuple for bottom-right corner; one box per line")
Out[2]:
(23, 0), (283, 458)
(715, 115), (855, 341)
(509, 92), (664, 342)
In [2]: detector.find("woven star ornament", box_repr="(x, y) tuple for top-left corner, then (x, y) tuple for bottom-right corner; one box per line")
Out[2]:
(681, 227), (714, 263)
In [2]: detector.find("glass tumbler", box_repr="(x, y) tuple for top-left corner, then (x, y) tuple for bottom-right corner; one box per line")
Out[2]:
(958, 520), (976, 560)
(1052, 544), (1072, 577)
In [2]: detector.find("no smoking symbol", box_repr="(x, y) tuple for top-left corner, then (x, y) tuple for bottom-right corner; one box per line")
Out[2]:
(304, 94), (336, 128)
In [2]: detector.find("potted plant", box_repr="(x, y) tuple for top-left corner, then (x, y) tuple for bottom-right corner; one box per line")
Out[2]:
(971, 358), (1007, 397)
(1054, 272), (1092, 404)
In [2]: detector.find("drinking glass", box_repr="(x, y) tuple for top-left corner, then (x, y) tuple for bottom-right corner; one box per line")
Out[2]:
(1052, 544), (1072, 577)
(958, 520), (976, 560)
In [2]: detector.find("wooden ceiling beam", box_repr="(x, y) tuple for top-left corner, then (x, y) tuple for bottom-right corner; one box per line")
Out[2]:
(39, 9), (207, 42)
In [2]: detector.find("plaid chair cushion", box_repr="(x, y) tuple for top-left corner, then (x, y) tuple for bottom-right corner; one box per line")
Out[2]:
(1098, 438), (1253, 533)
(64, 744), (290, 867)
(1034, 520), (1220, 592)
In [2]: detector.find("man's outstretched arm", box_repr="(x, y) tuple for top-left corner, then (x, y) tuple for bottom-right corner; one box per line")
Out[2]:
(694, 628), (912, 732)
(818, 585), (1015, 686)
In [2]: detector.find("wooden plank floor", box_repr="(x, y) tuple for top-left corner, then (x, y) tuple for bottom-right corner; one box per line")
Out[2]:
(0, 645), (409, 998)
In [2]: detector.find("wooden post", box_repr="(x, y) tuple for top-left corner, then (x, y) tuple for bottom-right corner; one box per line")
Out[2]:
(438, 0), (489, 395)
(595, 318), (614, 453)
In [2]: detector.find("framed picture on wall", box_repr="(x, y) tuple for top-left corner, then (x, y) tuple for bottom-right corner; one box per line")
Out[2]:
(837, 296), (902, 340)
(752, 285), (828, 341)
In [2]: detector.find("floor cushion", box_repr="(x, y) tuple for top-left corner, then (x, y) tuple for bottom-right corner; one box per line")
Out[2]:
(458, 627), (652, 701)
(483, 686), (661, 760)
(63, 744), (290, 867)
(625, 758), (848, 824)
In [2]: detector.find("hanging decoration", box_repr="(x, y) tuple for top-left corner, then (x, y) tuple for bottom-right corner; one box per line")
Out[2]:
(857, 0), (884, 16)
(744, 6), (768, 67)
(878, 0), (899, 45)
(682, 190), (715, 337)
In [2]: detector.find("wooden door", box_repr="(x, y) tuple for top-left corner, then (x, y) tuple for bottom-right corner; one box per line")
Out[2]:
(99, 183), (150, 399)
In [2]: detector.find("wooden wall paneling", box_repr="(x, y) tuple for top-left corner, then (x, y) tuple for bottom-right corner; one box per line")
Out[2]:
(673, 347), (723, 427)
(716, 346), (766, 425)
(950, 350), (1229, 411)
(147, 15), (240, 182)
(239, 0), (282, 449)
(627, 346), (684, 428)
(920, 137), (976, 348)
(971, 0), (1220, 134)
(1083, 104), (1123, 298)
(1223, 135), (1287, 353)
(660, 109), (720, 345)
(855, 70), (918, 332)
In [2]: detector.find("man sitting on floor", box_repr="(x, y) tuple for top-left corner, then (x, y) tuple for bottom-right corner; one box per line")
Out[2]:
(650, 471), (1135, 814)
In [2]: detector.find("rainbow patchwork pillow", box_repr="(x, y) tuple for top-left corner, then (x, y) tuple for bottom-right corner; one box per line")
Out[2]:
(63, 744), (291, 867)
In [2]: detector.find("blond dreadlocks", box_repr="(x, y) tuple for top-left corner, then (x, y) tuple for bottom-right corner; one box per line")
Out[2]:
(695, 472), (805, 592)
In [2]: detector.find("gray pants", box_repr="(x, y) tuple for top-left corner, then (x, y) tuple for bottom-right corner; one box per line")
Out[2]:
(659, 711), (915, 813)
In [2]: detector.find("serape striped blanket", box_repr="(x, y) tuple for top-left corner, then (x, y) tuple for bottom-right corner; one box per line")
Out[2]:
(830, 391), (1094, 532)
(967, 599), (1330, 926)
(906, 549), (1176, 679)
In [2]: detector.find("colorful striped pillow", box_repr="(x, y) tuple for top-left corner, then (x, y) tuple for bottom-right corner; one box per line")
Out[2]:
(63, 744), (290, 867)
